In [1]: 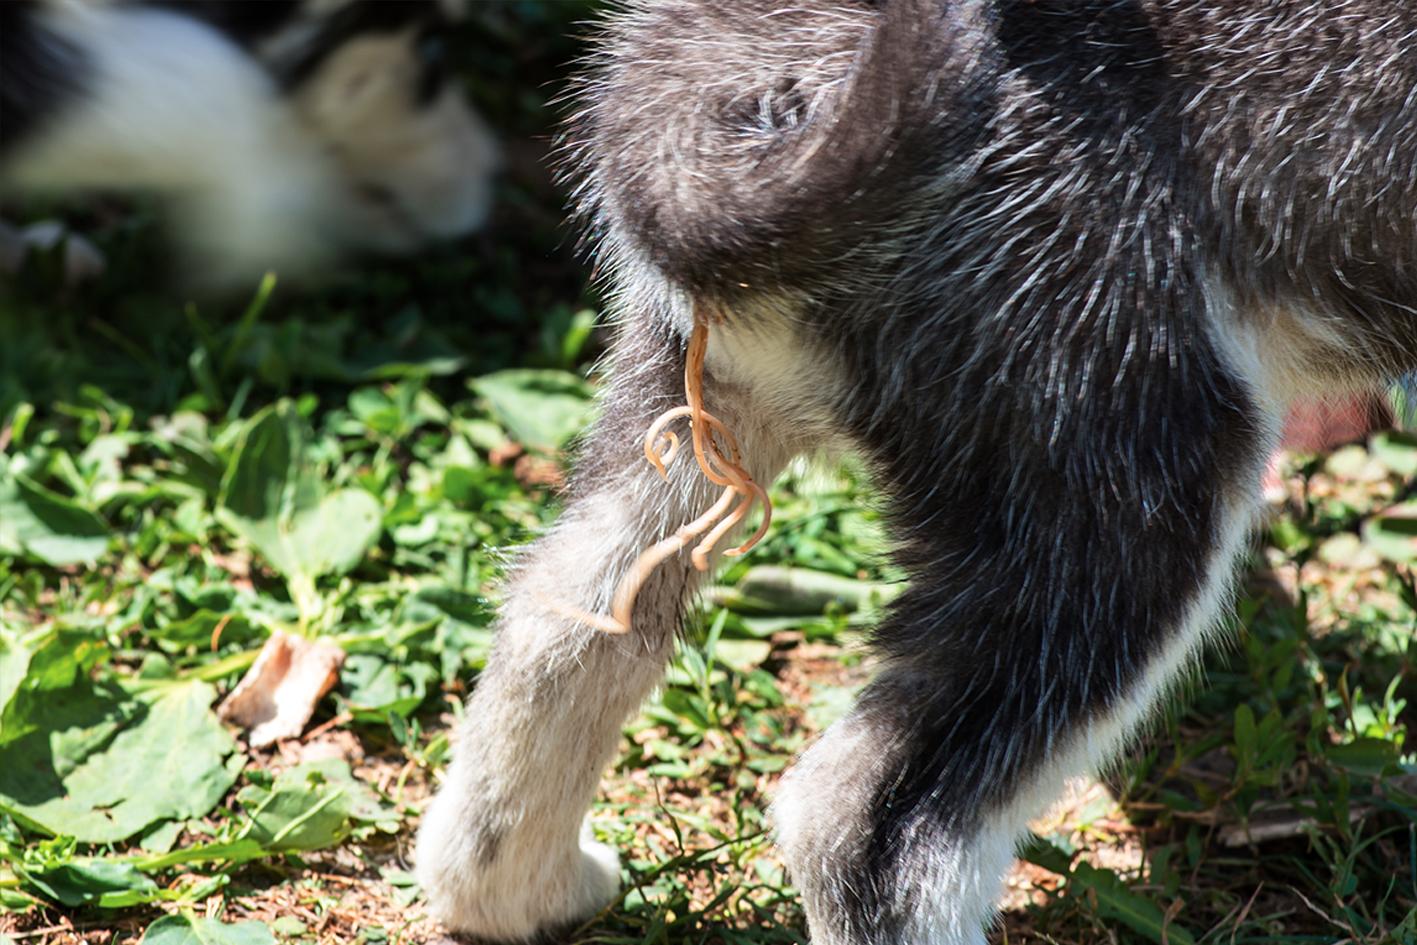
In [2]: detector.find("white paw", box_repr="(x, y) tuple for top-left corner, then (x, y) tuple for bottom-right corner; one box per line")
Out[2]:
(417, 792), (620, 942)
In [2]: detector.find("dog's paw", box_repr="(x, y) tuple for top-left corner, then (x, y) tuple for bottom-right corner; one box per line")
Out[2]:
(416, 795), (620, 942)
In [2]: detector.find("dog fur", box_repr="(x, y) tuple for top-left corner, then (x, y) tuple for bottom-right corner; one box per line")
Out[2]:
(416, 2), (1417, 942)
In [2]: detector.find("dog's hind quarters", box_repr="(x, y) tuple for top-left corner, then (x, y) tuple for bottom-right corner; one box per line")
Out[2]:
(417, 1), (1416, 943)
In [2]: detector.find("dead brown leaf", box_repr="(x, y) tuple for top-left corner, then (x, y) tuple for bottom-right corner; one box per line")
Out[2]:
(218, 630), (345, 747)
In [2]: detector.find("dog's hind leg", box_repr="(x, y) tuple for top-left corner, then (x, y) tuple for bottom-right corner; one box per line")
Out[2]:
(775, 292), (1282, 944)
(416, 314), (802, 942)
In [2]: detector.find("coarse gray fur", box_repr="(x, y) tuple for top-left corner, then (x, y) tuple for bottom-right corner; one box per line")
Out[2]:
(417, 2), (1417, 943)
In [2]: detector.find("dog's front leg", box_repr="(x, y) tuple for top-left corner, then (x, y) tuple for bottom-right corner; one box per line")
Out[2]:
(416, 315), (796, 941)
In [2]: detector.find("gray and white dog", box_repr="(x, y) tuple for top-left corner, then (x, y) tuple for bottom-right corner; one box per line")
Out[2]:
(417, 1), (1417, 943)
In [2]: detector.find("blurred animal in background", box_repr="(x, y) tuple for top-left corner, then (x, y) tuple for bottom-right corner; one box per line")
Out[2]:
(0, 0), (500, 286)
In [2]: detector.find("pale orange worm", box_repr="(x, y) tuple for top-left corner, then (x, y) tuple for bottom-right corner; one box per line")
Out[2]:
(570, 310), (774, 634)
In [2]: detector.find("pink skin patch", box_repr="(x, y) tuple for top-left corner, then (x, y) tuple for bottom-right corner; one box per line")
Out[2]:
(1264, 395), (1391, 497)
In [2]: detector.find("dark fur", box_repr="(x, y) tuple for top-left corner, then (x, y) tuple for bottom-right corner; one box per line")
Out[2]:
(0, 1), (89, 156)
(421, 2), (1416, 942)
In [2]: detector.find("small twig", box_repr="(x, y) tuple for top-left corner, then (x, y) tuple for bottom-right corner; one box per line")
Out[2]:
(303, 712), (353, 742)
(1290, 885), (1349, 936)
(1161, 897), (1185, 945)
(8, 925), (73, 941)
(310, 871), (364, 887)
(1231, 883), (1263, 945)
(209, 614), (233, 652)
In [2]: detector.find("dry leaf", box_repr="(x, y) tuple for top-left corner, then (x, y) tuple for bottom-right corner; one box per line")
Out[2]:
(219, 630), (345, 747)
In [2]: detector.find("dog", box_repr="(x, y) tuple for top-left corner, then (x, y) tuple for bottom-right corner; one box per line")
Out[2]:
(0, 0), (499, 284)
(415, 2), (1417, 943)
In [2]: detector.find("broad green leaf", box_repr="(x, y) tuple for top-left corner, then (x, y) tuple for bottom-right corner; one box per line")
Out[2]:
(140, 915), (275, 945)
(1363, 502), (1417, 564)
(150, 610), (257, 649)
(1018, 833), (1075, 875)
(149, 411), (224, 498)
(139, 818), (185, 853)
(1326, 736), (1401, 778)
(129, 837), (269, 873)
(470, 369), (593, 452)
(215, 405), (293, 518)
(0, 680), (241, 843)
(1233, 703), (1258, 771)
(1369, 430), (1417, 477)
(0, 627), (110, 746)
(0, 887), (37, 910)
(269, 917), (307, 937)
(237, 759), (398, 852)
(20, 859), (159, 908)
(217, 403), (382, 597)
(404, 586), (493, 625)
(1070, 863), (1196, 945)
(337, 654), (436, 720)
(284, 488), (382, 578)
(0, 465), (109, 566)
(347, 382), (443, 438)
(349, 386), (407, 435)
(0, 632), (34, 745)
(712, 639), (772, 673)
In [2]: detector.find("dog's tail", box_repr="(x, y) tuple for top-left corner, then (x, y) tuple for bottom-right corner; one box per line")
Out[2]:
(565, 0), (958, 293)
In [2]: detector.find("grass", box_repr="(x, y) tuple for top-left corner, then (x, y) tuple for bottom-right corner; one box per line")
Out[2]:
(0, 5), (1414, 944)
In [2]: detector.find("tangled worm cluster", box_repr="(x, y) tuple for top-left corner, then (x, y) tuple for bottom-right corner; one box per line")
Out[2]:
(577, 315), (772, 634)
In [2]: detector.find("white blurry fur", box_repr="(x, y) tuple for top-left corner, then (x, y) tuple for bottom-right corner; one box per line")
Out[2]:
(5, 2), (338, 278)
(0, 218), (106, 284)
(2, 0), (498, 285)
(289, 26), (498, 252)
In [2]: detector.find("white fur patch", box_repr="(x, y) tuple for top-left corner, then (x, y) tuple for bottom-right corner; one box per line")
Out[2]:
(288, 28), (500, 251)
